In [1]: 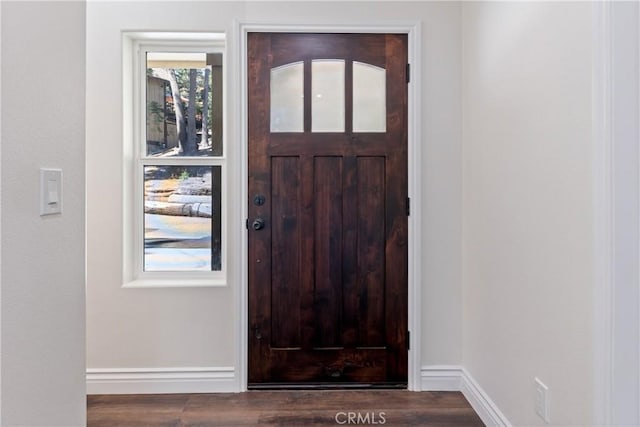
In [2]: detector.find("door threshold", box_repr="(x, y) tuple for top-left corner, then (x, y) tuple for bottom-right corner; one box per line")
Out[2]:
(248, 382), (407, 391)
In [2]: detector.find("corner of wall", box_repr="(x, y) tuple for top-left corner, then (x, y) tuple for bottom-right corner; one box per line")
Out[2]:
(420, 366), (512, 426)
(460, 369), (512, 427)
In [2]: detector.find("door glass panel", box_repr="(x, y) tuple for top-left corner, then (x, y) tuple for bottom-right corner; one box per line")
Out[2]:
(312, 60), (345, 132)
(271, 62), (304, 132)
(353, 62), (386, 133)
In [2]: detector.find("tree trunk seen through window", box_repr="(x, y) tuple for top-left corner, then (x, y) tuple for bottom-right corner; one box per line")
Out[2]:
(166, 69), (188, 154)
(201, 67), (210, 148)
(155, 68), (201, 156)
(186, 69), (198, 155)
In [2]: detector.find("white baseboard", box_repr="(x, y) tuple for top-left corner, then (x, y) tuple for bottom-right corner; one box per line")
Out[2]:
(421, 366), (511, 427)
(420, 365), (463, 391)
(88, 365), (508, 425)
(460, 368), (511, 427)
(86, 367), (237, 394)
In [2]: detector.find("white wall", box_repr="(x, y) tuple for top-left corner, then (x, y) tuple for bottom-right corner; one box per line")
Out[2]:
(1, 1), (86, 425)
(462, 2), (594, 425)
(0, 1), (3, 420)
(86, 0), (243, 371)
(86, 1), (462, 378)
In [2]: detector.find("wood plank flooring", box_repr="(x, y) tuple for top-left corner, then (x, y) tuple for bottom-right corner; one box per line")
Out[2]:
(87, 390), (484, 426)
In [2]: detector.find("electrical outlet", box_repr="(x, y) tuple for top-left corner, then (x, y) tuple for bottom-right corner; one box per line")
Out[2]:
(534, 377), (550, 423)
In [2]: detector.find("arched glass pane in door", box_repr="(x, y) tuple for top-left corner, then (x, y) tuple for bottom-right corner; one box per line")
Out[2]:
(311, 59), (345, 132)
(270, 62), (304, 132)
(353, 62), (386, 132)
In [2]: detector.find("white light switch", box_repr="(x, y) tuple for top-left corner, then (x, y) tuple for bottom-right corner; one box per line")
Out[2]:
(40, 168), (62, 215)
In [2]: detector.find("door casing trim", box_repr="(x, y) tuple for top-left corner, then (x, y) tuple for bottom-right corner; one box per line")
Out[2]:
(235, 21), (423, 391)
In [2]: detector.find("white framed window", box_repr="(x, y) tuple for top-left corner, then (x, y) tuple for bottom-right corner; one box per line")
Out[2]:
(123, 32), (227, 287)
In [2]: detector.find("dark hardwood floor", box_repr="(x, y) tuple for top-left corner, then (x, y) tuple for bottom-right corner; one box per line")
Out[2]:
(87, 390), (484, 426)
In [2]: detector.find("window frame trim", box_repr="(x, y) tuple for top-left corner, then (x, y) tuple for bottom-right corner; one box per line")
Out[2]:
(123, 32), (228, 288)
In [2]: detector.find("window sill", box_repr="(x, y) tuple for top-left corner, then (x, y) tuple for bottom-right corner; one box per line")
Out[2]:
(122, 277), (227, 288)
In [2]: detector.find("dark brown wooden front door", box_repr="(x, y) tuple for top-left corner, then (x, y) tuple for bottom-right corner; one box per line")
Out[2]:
(248, 33), (408, 388)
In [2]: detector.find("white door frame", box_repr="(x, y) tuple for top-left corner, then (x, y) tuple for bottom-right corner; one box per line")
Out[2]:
(234, 21), (423, 392)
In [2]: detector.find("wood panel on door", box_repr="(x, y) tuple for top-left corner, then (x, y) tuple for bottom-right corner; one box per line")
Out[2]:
(248, 33), (408, 388)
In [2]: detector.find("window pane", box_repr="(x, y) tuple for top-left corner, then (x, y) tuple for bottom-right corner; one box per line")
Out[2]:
(312, 60), (345, 132)
(270, 62), (304, 133)
(146, 52), (223, 157)
(353, 62), (386, 133)
(144, 165), (221, 271)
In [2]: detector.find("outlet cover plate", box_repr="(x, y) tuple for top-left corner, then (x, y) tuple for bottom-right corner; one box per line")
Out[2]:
(534, 377), (549, 423)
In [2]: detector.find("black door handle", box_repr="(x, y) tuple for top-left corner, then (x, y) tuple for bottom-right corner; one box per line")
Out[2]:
(252, 218), (265, 230)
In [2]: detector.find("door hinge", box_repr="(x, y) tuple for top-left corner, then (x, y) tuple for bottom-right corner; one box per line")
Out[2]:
(406, 197), (411, 216)
(407, 330), (411, 350)
(406, 63), (410, 83)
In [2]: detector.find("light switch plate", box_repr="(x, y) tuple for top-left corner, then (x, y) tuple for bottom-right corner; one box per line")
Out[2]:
(40, 168), (63, 215)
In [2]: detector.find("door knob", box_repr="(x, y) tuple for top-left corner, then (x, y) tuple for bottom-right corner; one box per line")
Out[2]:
(252, 218), (265, 230)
